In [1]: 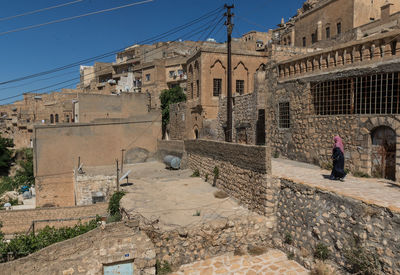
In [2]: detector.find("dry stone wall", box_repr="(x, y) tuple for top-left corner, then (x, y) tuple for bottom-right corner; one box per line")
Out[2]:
(184, 140), (277, 216)
(274, 179), (400, 274)
(0, 203), (107, 235)
(132, 213), (275, 269)
(0, 222), (156, 275)
(74, 174), (116, 206)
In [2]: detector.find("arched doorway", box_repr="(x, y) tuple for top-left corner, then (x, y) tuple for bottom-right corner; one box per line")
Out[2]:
(194, 129), (199, 139)
(371, 126), (396, 180)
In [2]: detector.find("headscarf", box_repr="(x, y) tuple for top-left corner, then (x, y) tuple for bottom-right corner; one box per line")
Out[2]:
(333, 135), (344, 154)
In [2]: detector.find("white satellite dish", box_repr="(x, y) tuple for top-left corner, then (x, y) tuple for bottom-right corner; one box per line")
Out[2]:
(119, 170), (131, 183)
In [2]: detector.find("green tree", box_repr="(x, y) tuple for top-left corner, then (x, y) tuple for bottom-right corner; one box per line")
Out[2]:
(0, 137), (14, 176)
(14, 148), (34, 186)
(159, 86), (186, 137)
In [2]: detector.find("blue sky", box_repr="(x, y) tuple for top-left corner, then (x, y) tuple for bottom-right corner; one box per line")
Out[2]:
(0, 0), (302, 104)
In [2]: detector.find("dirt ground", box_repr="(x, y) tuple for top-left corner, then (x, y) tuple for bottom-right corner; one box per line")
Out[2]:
(119, 161), (250, 230)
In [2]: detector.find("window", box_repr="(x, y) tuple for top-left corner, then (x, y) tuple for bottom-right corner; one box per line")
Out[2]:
(213, 78), (222, 97)
(278, 102), (290, 129)
(311, 33), (317, 44)
(66, 115), (70, 123)
(55, 114), (59, 123)
(145, 74), (151, 81)
(311, 72), (400, 115)
(196, 80), (200, 98)
(326, 27), (330, 39)
(337, 22), (342, 35)
(169, 70), (175, 78)
(190, 83), (194, 99)
(236, 80), (245, 95)
(302, 37), (306, 47)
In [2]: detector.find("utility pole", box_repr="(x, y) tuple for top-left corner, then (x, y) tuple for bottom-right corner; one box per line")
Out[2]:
(116, 159), (120, 192)
(224, 4), (234, 142)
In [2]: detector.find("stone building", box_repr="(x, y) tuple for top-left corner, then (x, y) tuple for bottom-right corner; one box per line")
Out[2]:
(270, 27), (400, 182)
(168, 43), (266, 140)
(273, 0), (400, 48)
(0, 90), (78, 148)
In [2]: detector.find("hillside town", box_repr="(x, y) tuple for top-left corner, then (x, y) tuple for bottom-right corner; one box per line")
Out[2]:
(1, 0), (400, 274)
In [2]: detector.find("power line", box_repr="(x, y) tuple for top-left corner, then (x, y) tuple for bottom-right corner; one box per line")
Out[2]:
(0, 0), (84, 22)
(0, 8), (225, 103)
(0, 6), (223, 86)
(0, 0), (154, 37)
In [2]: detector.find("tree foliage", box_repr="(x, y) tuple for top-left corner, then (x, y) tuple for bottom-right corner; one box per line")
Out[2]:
(0, 137), (14, 176)
(159, 86), (186, 128)
(0, 217), (101, 262)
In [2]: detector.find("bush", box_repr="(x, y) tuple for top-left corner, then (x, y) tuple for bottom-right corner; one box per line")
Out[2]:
(311, 260), (338, 275)
(344, 239), (381, 274)
(0, 217), (100, 262)
(320, 162), (333, 171)
(156, 260), (172, 275)
(107, 191), (126, 222)
(314, 243), (330, 261)
(0, 137), (14, 177)
(284, 232), (293, 245)
(273, 151), (280, 158)
(191, 169), (200, 177)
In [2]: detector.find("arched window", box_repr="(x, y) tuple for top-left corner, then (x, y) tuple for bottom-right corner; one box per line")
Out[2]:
(55, 114), (59, 123)
(66, 115), (70, 123)
(50, 114), (54, 123)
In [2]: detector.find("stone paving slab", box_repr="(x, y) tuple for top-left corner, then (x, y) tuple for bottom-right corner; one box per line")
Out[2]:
(272, 158), (400, 211)
(171, 249), (309, 275)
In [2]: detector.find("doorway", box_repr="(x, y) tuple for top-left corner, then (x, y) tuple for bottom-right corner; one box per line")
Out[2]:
(371, 126), (396, 180)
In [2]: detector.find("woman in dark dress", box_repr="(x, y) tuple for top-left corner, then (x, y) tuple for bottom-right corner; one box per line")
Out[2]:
(330, 135), (346, 181)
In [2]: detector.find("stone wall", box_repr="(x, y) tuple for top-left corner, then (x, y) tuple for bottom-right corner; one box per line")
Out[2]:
(138, 214), (274, 268)
(184, 140), (276, 216)
(274, 179), (400, 274)
(217, 93), (258, 144)
(168, 102), (187, 140)
(265, 64), (400, 181)
(156, 139), (185, 160)
(0, 222), (156, 275)
(0, 203), (107, 235)
(74, 174), (116, 206)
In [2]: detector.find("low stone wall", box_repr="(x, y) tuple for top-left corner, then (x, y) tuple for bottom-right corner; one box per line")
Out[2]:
(274, 179), (400, 274)
(0, 203), (107, 235)
(134, 213), (275, 268)
(75, 174), (116, 206)
(0, 222), (156, 275)
(156, 139), (185, 159)
(184, 140), (276, 216)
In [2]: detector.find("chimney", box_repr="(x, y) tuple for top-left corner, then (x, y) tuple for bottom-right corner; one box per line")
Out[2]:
(381, 1), (393, 22)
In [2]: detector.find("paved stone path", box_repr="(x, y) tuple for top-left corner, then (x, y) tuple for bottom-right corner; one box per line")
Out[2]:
(272, 158), (400, 211)
(171, 250), (309, 275)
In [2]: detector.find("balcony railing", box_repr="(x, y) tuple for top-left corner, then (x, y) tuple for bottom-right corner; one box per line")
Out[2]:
(277, 30), (400, 81)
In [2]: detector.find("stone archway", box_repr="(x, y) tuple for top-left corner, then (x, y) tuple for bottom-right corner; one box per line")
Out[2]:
(371, 126), (396, 180)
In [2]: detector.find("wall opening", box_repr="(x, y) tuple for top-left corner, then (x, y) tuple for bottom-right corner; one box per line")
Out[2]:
(371, 126), (396, 181)
(256, 109), (266, 145)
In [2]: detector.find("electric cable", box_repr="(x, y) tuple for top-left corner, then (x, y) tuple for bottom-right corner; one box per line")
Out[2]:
(0, 0), (84, 22)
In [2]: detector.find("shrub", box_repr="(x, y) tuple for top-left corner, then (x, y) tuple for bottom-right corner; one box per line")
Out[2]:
(287, 252), (295, 260)
(273, 151), (280, 158)
(205, 173), (209, 182)
(191, 169), (200, 177)
(0, 217), (100, 262)
(156, 260), (172, 275)
(311, 260), (338, 275)
(193, 210), (200, 216)
(284, 232), (293, 245)
(344, 239), (381, 274)
(212, 166), (219, 187)
(107, 191), (126, 222)
(314, 243), (330, 261)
